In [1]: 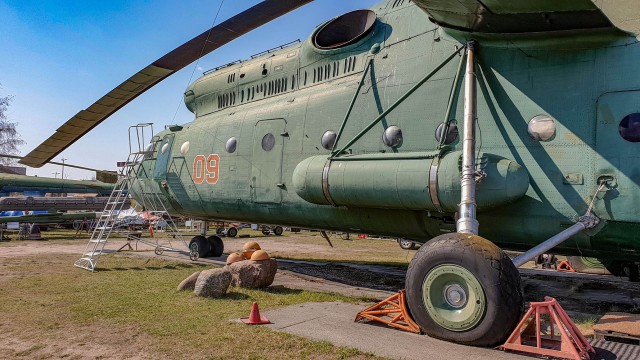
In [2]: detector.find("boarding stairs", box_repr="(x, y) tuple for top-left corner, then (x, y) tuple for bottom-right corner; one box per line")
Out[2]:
(74, 123), (188, 272)
(73, 153), (137, 271)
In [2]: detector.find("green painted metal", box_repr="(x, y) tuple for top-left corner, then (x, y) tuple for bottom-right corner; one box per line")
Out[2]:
(439, 51), (466, 149)
(0, 173), (113, 195)
(153, 134), (174, 180)
(332, 58), (373, 153)
(125, 0), (640, 262)
(292, 151), (528, 212)
(0, 212), (98, 224)
(422, 264), (486, 332)
(333, 46), (464, 157)
(251, 119), (286, 204)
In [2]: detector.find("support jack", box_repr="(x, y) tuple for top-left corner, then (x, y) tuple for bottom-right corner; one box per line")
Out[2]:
(355, 290), (421, 334)
(501, 296), (595, 360)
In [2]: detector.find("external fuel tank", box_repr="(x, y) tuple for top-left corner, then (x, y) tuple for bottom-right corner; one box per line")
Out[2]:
(292, 151), (529, 212)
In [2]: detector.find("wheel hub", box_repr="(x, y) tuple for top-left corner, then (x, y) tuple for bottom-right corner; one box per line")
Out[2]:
(422, 264), (486, 332)
(443, 283), (467, 309)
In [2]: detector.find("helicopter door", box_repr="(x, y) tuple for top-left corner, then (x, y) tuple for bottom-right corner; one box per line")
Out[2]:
(153, 134), (174, 180)
(251, 119), (286, 203)
(595, 91), (640, 222)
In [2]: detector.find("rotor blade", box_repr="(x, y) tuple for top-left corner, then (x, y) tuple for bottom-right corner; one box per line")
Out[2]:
(1, 154), (107, 173)
(20, 0), (313, 168)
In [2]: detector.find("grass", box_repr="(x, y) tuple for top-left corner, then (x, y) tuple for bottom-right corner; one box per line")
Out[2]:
(254, 232), (417, 268)
(0, 253), (387, 360)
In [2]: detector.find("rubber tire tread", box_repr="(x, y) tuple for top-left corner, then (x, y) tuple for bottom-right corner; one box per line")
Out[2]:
(405, 233), (523, 347)
(189, 236), (210, 258)
(273, 226), (284, 236)
(227, 227), (238, 238)
(207, 235), (224, 257)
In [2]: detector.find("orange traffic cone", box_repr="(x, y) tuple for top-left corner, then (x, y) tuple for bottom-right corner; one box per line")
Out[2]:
(240, 302), (270, 325)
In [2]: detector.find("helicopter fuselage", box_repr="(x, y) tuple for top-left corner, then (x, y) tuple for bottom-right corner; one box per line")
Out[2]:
(131, 0), (640, 262)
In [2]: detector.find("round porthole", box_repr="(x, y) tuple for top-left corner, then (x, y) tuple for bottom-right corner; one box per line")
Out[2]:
(435, 123), (459, 145)
(313, 10), (376, 50)
(619, 113), (640, 142)
(262, 133), (275, 151)
(382, 126), (403, 148)
(180, 141), (190, 155)
(161, 142), (169, 155)
(528, 115), (556, 142)
(226, 137), (237, 153)
(143, 142), (155, 159)
(321, 130), (337, 150)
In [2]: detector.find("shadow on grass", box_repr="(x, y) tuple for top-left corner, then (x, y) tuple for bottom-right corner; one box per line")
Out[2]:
(96, 263), (199, 272)
(260, 286), (304, 296)
(225, 292), (250, 300)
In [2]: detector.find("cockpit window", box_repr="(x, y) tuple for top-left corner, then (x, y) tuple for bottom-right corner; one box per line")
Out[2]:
(313, 10), (376, 50)
(619, 113), (640, 142)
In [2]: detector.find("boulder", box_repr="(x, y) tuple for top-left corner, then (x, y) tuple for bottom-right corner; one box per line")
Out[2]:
(177, 271), (201, 291)
(194, 268), (231, 297)
(226, 258), (277, 288)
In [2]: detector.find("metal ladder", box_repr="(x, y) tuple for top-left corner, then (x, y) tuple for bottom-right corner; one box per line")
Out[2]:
(74, 123), (189, 271)
(74, 152), (139, 271)
(123, 164), (188, 256)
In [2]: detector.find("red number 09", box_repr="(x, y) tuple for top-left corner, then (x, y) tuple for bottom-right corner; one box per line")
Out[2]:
(193, 154), (220, 184)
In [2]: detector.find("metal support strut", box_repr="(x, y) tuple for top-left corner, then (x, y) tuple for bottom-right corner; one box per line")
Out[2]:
(457, 41), (479, 234)
(512, 215), (599, 268)
(512, 181), (606, 268)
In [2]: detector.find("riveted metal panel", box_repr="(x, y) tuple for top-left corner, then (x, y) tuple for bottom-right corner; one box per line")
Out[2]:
(251, 119), (286, 203)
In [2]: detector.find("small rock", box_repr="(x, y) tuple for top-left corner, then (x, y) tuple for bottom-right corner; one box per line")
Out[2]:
(177, 271), (201, 291)
(194, 268), (231, 297)
(226, 258), (277, 288)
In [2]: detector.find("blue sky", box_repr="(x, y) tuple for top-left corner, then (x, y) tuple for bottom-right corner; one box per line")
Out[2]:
(0, 0), (377, 179)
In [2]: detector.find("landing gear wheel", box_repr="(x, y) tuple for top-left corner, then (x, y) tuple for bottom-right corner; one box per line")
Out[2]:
(154, 247), (163, 255)
(189, 236), (210, 258)
(216, 227), (224, 235)
(601, 259), (639, 282)
(227, 227), (238, 238)
(399, 239), (417, 250)
(262, 229), (271, 236)
(405, 233), (523, 346)
(207, 235), (224, 257)
(273, 226), (284, 236)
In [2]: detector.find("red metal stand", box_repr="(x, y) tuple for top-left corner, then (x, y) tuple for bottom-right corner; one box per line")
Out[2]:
(558, 260), (576, 272)
(355, 290), (421, 334)
(501, 296), (595, 360)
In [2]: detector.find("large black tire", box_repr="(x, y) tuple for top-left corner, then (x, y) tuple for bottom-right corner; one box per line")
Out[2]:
(273, 226), (284, 236)
(601, 259), (639, 281)
(398, 239), (417, 250)
(207, 235), (224, 257)
(405, 233), (523, 347)
(227, 227), (238, 238)
(189, 236), (210, 258)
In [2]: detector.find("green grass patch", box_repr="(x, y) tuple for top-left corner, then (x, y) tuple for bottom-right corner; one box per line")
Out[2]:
(0, 253), (385, 359)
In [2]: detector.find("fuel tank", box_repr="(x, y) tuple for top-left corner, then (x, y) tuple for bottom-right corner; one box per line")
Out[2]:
(292, 151), (529, 212)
